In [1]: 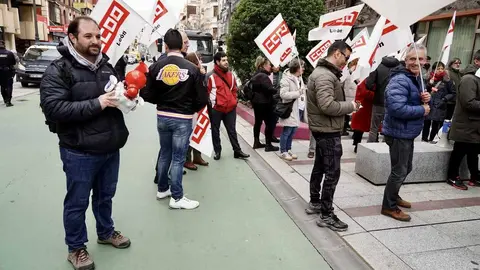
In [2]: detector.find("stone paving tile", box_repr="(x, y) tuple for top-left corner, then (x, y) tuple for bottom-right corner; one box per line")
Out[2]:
(433, 188), (480, 200)
(335, 194), (384, 209)
(353, 213), (428, 231)
(412, 208), (480, 224)
(468, 245), (480, 255)
(399, 191), (444, 203)
(433, 220), (480, 246)
(335, 182), (379, 198)
(290, 164), (314, 175)
(400, 248), (480, 270)
(334, 209), (366, 236)
(371, 226), (464, 255)
(343, 233), (412, 270)
(341, 162), (356, 173)
(467, 206), (480, 215)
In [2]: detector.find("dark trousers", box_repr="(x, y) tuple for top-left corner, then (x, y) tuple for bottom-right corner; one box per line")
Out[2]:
(448, 142), (480, 180)
(382, 136), (414, 210)
(446, 104), (455, 120)
(252, 103), (276, 144)
(186, 147), (201, 162)
(352, 131), (364, 146)
(210, 108), (241, 153)
(60, 147), (119, 252)
(309, 134), (342, 215)
(0, 75), (13, 103)
(422, 120), (442, 141)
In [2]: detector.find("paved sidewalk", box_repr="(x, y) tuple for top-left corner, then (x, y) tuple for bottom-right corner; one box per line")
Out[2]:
(0, 94), (331, 270)
(235, 116), (480, 270)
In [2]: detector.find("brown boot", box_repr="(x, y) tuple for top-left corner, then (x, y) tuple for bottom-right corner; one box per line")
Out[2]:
(184, 162), (198, 170)
(193, 152), (209, 166)
(381, 208), (411, 222)
(397, 198), (412, 208)
(97, 231), (131, 249)
(67, 248), (95, 270)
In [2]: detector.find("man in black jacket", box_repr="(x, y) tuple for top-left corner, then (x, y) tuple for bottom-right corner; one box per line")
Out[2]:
(0, 40), (16, 107)
(40, 16), (130, 270)
(365, 56), (400, 142)
(141, 29), (208, 210)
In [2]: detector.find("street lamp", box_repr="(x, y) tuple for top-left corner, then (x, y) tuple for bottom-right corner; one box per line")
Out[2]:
(32, 0), (40, 42)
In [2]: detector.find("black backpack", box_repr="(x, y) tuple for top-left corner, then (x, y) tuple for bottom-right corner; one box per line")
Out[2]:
(242, 78), (255, 101)
(42, 58), (73, 133)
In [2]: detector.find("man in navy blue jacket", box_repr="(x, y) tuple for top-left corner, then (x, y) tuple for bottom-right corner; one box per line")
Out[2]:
(381, 45), (431, 222)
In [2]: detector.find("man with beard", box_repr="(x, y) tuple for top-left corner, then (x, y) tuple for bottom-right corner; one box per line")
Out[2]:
(208, 51), (249, 160)
(40, 17), (130, 270)
(305, 41), (359, 232)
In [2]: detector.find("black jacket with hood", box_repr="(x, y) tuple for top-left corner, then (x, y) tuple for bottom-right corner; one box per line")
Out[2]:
(250, 69), (277, 105)
(40, 42), (129, 154)
(450, 64), (480, 143)
(366, 56), (400, 106)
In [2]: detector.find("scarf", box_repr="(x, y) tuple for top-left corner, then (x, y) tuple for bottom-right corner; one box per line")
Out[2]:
(430, 71), (445, 82)
(63, 36), (103, 71)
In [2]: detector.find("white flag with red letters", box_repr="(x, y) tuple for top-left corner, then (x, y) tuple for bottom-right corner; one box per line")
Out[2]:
(306, 40), (333, 68)
(189, 106), (213, 158)
(255, 14), (296, 68)
(308, 4), (365, 41)
(280, 29), (298, 67)
(347, 27), (369, 63)
(139, 0), (181, 46)
(90, 0), (145, 66)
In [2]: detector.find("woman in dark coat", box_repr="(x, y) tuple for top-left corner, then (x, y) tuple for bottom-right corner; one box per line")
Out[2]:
(422, 61), (455, 143)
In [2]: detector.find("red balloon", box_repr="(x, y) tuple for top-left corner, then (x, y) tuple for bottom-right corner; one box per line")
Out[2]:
(124, 70), (147, 99)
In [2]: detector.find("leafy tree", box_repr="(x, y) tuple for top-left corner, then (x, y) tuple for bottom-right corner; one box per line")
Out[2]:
(227, 0), (325, 81)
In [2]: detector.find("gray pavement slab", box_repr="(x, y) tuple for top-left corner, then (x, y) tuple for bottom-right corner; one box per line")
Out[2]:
(0, 92), (332, 270)
(400, 247), (480, 270)
(433, 220), (480, 246)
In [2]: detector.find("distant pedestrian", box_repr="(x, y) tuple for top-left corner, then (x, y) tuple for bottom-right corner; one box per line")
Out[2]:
(0, 40), (16, 107)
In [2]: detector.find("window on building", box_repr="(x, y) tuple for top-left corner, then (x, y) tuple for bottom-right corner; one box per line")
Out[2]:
(427, 16), (476, 68)
(213, 6), (218, 17)
(187, 5), (196, 16)
(213, 27), (217, 39)
(0, 0), (8, 5)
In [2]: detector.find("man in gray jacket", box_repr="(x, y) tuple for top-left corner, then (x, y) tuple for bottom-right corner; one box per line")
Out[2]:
(305, 41), (359, 232)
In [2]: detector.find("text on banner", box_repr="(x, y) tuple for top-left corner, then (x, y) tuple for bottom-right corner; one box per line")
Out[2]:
(99, 0), (130, 53)
(191, 108), (210, 144)
(262, 21), (290, 55)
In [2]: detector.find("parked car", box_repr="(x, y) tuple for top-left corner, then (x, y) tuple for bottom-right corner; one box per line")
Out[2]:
(16, 42), (60, 87)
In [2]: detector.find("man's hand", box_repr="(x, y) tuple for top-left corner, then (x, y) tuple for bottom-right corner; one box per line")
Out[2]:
(423, 104), (430, 116)
(421, 92), (431, 103)
(98, 91), (118, 110)
(351, 100), (361, 112)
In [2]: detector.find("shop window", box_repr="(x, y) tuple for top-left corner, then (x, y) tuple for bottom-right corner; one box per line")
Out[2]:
(448, 16), (476, 67)
(426, 19), (450, 65)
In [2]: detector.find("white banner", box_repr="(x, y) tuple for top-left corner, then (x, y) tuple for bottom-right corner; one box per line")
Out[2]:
(308, 4), (364, 41)
(441, 11), (456, 64)
(306, 40), (333, 68)
(347, 27), (369, 63)
(280, 29), (298, 67)
(90, 0), (145, 66)
(189, 106), (214, 158)
(254, 13), (296, 67)
(361, 0), (455, 28)
(353, 18), (411, 81)
(139, 0), (181, 46)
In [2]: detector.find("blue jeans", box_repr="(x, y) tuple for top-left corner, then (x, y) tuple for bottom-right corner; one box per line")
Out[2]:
(157, 116), (193, 200)
(280, 126), (298, 153)
(60, 147), (120, 252)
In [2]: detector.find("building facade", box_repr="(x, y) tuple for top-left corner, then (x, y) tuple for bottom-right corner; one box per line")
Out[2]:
(179, 0), (220, 40)
(325, 0), (480, 68)
(217, 0), (239, 41)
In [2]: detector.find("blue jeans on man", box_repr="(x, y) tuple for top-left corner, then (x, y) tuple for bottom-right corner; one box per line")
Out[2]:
(280, 126), (298, 153)
(60, 147), (119, 252)
(156, 116), (193, 200)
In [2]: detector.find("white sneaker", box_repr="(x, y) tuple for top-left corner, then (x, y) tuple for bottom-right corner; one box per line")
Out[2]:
(156, 189), (171, 200)
(288, 150), (298, 159)
(169, 197), (200, 210)
(281, 152), (293, 161)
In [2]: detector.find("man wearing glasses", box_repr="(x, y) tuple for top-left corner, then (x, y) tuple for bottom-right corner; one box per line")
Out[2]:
(446, 58), (462, 120)
(305, 41), (359, 232)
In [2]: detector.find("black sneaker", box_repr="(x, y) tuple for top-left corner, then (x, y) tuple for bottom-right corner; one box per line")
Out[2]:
(305, 202), (322, 215)
(447, 177), (468, 190)
(265, 145), (279, 152)
(271, 137), (280, 143)
(316, 213), (348, 232)
(214, 152), (221, 160)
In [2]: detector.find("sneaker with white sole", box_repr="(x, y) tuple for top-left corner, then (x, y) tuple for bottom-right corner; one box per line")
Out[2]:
(156, 189), (172, 200)
(169, 197), (200, 209)
(288, 150), (298, 159)
(281, 152), (293, 161)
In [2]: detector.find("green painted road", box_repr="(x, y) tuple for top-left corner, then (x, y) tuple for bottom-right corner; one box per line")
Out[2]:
(0, 92), (331, 270)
